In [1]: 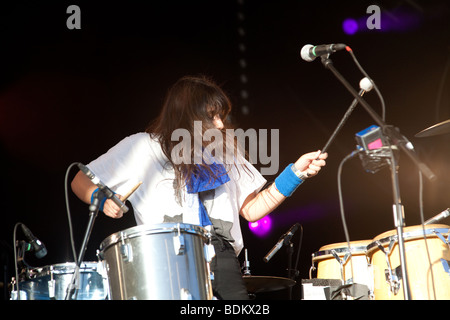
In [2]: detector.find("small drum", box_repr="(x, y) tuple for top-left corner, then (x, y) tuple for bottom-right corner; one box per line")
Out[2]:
(367, 224), (450, 300)
(98, 223), (214, 300)
(311, 240), (373, 289)
(12, 261), (108, 300)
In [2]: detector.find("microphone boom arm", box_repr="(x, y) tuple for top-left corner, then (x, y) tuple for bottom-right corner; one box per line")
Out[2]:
(319, 55), (435, 181)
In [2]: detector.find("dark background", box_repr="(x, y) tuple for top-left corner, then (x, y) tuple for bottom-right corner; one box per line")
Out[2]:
(1, 0), (450, 300)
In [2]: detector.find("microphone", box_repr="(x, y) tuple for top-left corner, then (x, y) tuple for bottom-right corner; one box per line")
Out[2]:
(77, 163), (129, 213)
(424, 208), (450, 225)
(20, 224), (47, 259)
(263, 223), (300, 263)
(242, 249), (251, 275)
(300, 43), (347, 62)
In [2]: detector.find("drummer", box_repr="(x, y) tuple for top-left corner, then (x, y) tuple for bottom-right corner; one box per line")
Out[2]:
(71, 75), (328, 300)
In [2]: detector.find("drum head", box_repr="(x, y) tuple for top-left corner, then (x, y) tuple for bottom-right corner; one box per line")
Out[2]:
(99, 223), (208, 253)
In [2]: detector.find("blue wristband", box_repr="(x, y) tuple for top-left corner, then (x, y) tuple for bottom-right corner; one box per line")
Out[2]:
(91, 188), (108, 211)
(274, 163), (304, 197)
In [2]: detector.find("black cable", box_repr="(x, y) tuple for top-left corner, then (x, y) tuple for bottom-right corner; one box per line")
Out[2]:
(281, 224), (303, 300)
(293, 224), (303, 277)
(418, 171), (437, 299)
(346, 48), (386, 122)
(337, 149), (362, 285)
(65, 162), (80, 263)
(12, 163), (79, 300)
(12, 222), (21, 300)
(434, 50), (450, 122)
(337, 150), (362, 248)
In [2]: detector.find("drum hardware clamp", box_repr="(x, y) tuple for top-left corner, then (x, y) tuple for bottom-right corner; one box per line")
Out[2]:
(432, 229), (450, 247)
(330, 249), (353, 285)
(440, 259), (450, 277)
(173, 223), (186, 255)
(48, 265), (56, 300)
(203, 226), (216, 264)
(374, 240), (401, 295)
(431, 229), (450, 277)
(180, 288), (193, 300)
(120, 231), (133, 262)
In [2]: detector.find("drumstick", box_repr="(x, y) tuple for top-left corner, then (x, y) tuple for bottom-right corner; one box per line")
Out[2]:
(318, 89), (366, 158)
(122, 181), (142, 201)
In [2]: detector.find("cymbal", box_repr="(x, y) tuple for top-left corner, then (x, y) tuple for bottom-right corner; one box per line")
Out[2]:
(415, 119), (450, 137)
(242, 275), (296, 294)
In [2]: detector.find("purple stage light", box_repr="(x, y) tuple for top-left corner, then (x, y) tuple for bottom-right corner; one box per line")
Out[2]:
(379, 8), (423, 33)
(248, 215), (272, 237)
(342, 18), (359, 35)
(342, 6), (424, 36)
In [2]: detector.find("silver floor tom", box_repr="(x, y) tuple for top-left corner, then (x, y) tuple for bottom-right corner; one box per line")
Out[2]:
(99, 223), (214, 300)
(13, 261), (108, 300)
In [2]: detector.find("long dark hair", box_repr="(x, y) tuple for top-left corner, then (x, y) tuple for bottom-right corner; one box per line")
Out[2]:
(146, 75), (238, 193)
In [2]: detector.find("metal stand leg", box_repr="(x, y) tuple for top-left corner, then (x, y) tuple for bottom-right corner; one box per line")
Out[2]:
(388, 152), (411, 300)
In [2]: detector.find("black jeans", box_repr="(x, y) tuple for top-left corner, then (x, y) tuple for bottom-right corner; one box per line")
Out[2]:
(209, 235), (249, 300)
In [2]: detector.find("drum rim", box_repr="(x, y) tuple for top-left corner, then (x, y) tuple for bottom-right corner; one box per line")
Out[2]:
(26, 261), (101, 279)
(98, 222), (208, 252)
(312, 244), (370, 260)
(366, 226), (450, 253)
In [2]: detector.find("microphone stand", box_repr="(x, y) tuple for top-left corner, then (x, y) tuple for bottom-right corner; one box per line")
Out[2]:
(318, 55), (436, 300)
(65, 190), (104, 300)
(263, 223), (300, 299)
(286, 239), (295, 300)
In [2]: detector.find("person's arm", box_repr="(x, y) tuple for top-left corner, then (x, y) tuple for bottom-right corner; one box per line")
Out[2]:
(240, 151), (327, 222)
(71, 171), (97, 204)
(71, 171), (125, 219)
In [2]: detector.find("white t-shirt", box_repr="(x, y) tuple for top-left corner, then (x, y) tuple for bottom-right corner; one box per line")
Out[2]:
(87, 132), (267, 255)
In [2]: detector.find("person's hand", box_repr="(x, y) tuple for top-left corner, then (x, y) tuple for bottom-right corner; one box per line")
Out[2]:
(102, 195), (125, 219)
(294, 150), (328, 178)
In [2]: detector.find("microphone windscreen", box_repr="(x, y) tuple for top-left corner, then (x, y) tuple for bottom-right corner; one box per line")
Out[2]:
(300, 44), (314, 62)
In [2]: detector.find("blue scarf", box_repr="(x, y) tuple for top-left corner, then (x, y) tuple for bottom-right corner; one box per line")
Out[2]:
(186, 162), (230, 226)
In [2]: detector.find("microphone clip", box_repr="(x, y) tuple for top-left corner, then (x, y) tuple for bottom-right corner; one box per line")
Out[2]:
(320, 54), (334, 69)
(89, 188), (107, 213)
